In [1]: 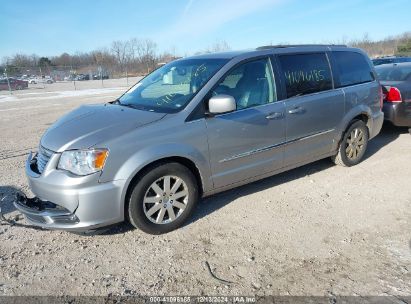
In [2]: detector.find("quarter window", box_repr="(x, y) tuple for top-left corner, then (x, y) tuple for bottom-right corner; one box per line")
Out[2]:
(212, 58), (276, 110)
(333, 51), (374, 87)
(279, 53), (333, 98)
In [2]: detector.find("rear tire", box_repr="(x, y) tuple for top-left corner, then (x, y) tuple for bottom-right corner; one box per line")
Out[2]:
(332, 120), (369, 167)
(127, 162), (199, 234)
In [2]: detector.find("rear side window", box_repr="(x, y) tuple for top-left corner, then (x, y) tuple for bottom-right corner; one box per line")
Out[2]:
(279, 53), (332, 98)
(333, 51), (374, 87)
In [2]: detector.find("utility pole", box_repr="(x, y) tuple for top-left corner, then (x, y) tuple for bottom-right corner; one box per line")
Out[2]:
(99, 66), (103, 87)
(126, 66), (128, 86)
(71, 65), (76, 91)
(39, 66), (45, 89)
(5, 66), (12, 95)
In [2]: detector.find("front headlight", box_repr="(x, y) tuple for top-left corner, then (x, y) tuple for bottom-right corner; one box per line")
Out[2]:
(58, 149), (109, 176)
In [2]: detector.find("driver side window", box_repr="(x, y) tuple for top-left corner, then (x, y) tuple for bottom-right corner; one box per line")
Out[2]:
(213, 58), (276, 110)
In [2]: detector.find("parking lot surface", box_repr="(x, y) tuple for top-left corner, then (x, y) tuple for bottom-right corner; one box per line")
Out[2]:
(0, 79), (410, 296)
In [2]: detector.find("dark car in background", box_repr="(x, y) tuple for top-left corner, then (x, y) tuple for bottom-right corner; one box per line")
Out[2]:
(375, 62), (411, 126)
(372, 56), (411, 66)
(75, 74), (90, 81)
(92, 74), (109, 80)
(0, 77), (29, 90)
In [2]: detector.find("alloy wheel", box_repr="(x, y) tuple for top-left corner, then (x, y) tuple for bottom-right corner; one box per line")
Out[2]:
(143, 175), (189, 224)
(345, 127), (365, 160)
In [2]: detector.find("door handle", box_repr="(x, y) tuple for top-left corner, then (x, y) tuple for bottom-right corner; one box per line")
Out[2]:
(266, 112), (283, 120)
(288, 107), (305, 114)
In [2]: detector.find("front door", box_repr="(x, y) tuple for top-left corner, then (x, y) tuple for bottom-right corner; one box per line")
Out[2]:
(205, 57), (286, 189)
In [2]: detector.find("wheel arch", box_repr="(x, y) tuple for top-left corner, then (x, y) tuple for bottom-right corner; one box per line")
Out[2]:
(336, 106), (372, 146)
(122, 155), (205, 220)
(352, 112), (370, 131)
(127, 156), (203, 195)
(121, 150), (210, 218)
(332, 114), (370, 167)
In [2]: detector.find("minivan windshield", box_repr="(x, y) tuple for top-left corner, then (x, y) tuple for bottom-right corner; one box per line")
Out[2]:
(119, 58), (228, 113)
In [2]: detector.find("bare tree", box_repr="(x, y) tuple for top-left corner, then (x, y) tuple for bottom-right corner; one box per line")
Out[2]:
(134, 39), (158, 73)
(202, 40), (231, 54)
(111, 40), (130, 73)
(8, 53), (38, 67)
(128, 38), (140, 63)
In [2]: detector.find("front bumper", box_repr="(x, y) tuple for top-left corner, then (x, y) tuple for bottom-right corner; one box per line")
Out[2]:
(15, 151), (126, 231)
(13, 192), (80, 226)
(382, 102), (411, 127)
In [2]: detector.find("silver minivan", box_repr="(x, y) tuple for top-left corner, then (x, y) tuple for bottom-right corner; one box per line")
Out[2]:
(15, 45), (384, 234)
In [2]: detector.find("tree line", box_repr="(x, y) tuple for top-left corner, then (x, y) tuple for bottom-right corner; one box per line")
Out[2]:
(0, 38), (232, 78)
(2, 32), (411, 78)
(348, 32), (411, 57)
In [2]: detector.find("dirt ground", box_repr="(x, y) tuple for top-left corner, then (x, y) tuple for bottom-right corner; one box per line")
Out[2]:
(0, 79), (410, 297)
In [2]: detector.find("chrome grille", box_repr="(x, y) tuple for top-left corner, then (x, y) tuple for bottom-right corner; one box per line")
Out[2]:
(36, 146), (53, 173)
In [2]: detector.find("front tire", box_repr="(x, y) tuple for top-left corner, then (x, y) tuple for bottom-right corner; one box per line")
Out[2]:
(127, 162), (199, 234)
(332, 120), (369, 167)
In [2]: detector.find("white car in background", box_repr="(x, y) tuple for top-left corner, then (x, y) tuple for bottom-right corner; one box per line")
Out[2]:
(28, 77), (54, 84)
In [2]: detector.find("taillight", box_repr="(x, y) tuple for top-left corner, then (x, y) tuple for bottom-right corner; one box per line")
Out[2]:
(386, 87), (402, 103)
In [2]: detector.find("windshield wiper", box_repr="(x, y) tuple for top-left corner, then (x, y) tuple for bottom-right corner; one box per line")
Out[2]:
(120, 103), (148, 110)
(110, 100), (142, 109)
(111, 101), (161, 112)
(108, 100), (141, 109)
(110, 99), (121, 105)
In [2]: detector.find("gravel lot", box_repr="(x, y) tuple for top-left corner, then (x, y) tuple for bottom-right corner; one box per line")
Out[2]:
(0, 79), (410, 297)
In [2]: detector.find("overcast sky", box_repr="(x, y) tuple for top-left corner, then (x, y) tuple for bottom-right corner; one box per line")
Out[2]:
(1, 0), (410, 58)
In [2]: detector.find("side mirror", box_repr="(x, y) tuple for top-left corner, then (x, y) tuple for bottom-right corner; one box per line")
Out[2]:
(208, 94), (236, 115)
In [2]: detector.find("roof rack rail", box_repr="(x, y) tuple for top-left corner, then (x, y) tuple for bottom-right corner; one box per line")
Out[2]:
(256, 44), (347, 50)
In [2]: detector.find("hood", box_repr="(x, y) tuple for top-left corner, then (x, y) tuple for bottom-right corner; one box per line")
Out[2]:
(41, 104), (166, 152)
